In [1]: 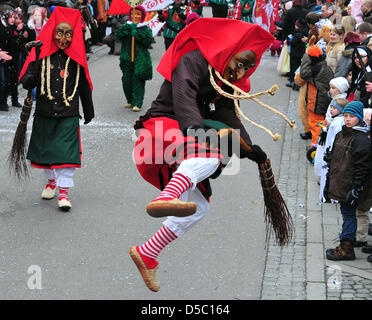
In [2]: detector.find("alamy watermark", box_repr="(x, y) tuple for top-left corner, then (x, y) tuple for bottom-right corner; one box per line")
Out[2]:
(27, 265), (42, 290)
(131, 121), (243, 175)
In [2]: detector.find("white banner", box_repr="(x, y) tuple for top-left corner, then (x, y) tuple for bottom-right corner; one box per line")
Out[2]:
(142, 0), (174, 12)
(146, 14), (166, 36)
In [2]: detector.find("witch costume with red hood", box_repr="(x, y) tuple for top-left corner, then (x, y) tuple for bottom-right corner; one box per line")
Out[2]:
(20, 7), (94, 211)
(129, 18), (274, 292)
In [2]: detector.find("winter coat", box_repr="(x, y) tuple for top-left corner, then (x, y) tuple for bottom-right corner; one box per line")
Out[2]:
(317, 115), (344, 202)
(96, 0), (108, 23)
(350, 0), (364, 23)
(348, 46), (372, 108)
(326, 40), (345, 73)
(325, 123), (371, 202)
(300, 53), (334, 115)
(281, 5), (309, 40)
(116, 22), (154, 81)
(363, 9), (372, 24)
(290, 25), (309, 58)
(334, 44), (360, 78)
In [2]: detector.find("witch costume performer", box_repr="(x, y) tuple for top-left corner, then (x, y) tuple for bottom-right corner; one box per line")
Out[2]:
(129, 18), (294, 292)
(16, 7), (94, 211)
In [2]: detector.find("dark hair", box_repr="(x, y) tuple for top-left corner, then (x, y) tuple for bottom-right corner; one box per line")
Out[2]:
(306, 12), (320, 25)
(292, 0), (303, 7)
(356, 22), (372, 34)
(13, 9), (24, 22)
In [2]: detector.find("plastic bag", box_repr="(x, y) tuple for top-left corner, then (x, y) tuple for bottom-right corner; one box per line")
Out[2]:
(277, 43), (290, 74)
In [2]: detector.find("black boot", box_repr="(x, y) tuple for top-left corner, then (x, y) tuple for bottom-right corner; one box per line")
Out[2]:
(300, 132), (312, 140)
(362, 245), (372, 254)
(354, 241), (368, 247)
(367, 255), (372, 263)
(12, 101), (22, 108)
(326, 240), (356, 261)
(286, 81), (294, 88)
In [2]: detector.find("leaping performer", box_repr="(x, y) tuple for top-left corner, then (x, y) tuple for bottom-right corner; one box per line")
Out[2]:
(130, 18), (295, 292)
(9, 7), (94, 211)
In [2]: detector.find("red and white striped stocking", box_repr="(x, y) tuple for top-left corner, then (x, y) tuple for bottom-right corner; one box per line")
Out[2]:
(58, 187), (69, 201)
(46, 179), (56, 189)
(153, 173), (192, 202)
(137, 225), (178, 268)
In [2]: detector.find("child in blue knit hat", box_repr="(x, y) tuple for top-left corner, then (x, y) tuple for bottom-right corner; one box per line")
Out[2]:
(324, 100), (371, 261)
(316, 98), (348, 202)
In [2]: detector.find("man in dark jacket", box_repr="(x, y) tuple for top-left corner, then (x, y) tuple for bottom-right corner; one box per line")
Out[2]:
(286, 18), (309, 89)
(281, 0), (309, 41)
(356, 22), (372, 45)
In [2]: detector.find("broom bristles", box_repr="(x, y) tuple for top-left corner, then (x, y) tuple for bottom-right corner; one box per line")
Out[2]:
(7, 96), (33, 181)
(8, 122), (30, 181)
(258, 159), (294, 246)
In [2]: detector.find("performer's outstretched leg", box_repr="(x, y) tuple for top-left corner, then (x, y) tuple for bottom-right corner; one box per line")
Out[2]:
(146, 157), (220, 218)
(131, 186), (210, 292)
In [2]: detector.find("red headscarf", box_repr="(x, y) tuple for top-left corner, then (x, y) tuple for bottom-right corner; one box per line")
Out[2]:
(157, 18), (274, 92)
(19, 6), (93, 90)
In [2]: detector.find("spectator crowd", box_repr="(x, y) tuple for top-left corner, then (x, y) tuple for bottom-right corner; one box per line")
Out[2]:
(275, 0), (372, 264)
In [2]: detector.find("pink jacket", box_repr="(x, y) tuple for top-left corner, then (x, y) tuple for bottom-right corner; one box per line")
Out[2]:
(350, 0), (363, 24)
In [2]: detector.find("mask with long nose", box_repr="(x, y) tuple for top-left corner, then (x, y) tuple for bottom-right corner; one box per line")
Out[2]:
(55, 22), (73, 50)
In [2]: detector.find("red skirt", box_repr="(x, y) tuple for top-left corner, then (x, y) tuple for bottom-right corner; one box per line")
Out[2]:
(134, 117), (223, 191)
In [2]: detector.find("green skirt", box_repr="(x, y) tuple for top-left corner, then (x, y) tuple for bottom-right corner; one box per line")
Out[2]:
(27, 115), (81, 169)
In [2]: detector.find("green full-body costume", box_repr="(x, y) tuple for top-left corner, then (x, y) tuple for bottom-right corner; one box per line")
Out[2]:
(115, 22), (154, 109)
(235, 0), (255, 23)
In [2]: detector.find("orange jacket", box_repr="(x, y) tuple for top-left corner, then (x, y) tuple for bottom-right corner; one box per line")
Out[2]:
(97, 0), (108, 23)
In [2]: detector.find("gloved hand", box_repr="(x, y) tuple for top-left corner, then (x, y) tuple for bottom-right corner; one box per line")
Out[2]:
(318, 130), (327, 146)
(345, 187), (361, 205)
(323, 147), (332, 164)
(158, 12), (166, 22)
(131, 28), (137, 37)
(30, 60), (41, 76)
(242, 145), (267, 164)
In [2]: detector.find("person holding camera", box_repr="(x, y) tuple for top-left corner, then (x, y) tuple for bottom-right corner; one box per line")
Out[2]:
(158, 0), (187, 50)
(348, 46), (372, 108)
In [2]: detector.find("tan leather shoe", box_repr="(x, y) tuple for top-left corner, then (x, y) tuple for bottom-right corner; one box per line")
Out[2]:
(42, 185), (56, 200)
(132, 106), (140, 112)
(124, 103), (131, 108)
(129, 246), (159, 292)
(146, 198), (197, 218)
(58, 198), (71, 211)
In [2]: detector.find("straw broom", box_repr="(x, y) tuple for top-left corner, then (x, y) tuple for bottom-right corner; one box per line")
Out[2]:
(208, 65), (295, 246)
(8, 41), (43, 181)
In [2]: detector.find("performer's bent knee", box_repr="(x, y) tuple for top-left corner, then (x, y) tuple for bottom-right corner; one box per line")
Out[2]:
(163, 188), (210, 237)
(174, 157), (220, 189)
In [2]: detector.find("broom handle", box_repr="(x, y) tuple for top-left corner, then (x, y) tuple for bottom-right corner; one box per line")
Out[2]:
(218, 128), (253, 153)
(131, 35), (135, 63)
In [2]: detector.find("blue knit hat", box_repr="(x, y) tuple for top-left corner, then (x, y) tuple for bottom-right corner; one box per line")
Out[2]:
(343, 101), (364, 121)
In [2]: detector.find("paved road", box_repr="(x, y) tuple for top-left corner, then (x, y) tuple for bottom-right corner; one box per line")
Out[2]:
(0, 21), (293, 300)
